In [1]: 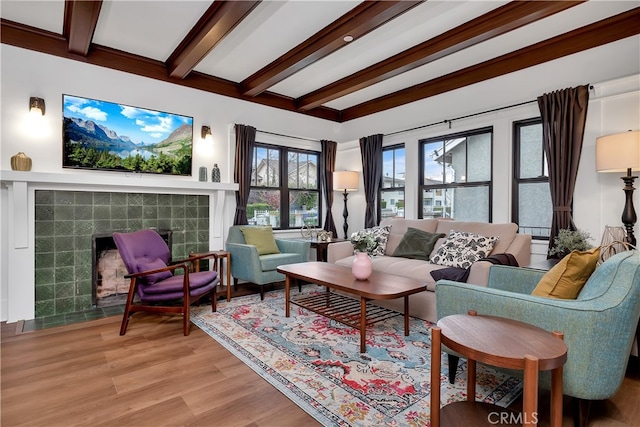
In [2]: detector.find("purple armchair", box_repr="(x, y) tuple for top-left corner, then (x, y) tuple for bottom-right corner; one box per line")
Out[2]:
(113, 229), (219, 336)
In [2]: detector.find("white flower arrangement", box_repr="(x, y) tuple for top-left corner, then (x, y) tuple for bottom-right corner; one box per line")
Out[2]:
(350, 232), (376, 255)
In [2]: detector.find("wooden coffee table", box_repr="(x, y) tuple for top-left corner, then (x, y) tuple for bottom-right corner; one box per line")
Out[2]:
(431, 311), (567, 427)
(277, 262), (427, 352)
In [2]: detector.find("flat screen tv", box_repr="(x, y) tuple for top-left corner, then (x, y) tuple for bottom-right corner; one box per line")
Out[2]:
(63, 94), (193, 176)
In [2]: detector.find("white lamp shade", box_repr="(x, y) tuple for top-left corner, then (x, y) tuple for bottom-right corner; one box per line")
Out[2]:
(596, 130), (640, 173)
(334, 171), (359, 191)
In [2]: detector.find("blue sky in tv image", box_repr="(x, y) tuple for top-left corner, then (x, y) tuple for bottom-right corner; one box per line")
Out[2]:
(63, 94), (192, 148)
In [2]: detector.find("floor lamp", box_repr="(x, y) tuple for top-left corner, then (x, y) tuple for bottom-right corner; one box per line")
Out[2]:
(596, 130), (640, 247)
(333, 171), (359, 239)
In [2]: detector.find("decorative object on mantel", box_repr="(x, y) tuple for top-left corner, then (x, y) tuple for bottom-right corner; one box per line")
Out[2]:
(596, 130), (640, 246)
(10, 152), (32, 171)
(198, 166), (207, 181)
(211, 163), (220, 182)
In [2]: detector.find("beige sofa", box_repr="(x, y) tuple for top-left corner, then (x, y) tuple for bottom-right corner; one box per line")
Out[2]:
(327, 218), (532, 323)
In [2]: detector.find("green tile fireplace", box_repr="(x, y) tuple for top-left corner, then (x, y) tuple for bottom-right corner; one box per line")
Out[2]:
(34, 190), (210, 318)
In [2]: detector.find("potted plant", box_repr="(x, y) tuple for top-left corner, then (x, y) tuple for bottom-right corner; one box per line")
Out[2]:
(549, 228), (593, 258)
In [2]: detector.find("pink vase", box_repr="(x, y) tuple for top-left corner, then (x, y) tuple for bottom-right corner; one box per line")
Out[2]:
(352, 252), (373, 280)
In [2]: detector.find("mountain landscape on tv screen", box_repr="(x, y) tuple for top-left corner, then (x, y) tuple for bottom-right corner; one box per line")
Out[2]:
(63, 116), (192, 175)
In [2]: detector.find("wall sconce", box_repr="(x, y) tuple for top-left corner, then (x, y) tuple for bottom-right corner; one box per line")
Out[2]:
(596, 130), (640, 246)
(201, 125), (212, 140)
(29, 97), (46, 116)
(333, 170), (359, 239)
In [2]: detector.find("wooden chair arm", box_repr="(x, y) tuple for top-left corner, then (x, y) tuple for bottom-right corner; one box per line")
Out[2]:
(174, 253), (219, 265)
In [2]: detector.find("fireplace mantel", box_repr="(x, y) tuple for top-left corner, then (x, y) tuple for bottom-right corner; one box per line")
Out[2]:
(0, 170), (238, 322)
(0, 170), (238, 192)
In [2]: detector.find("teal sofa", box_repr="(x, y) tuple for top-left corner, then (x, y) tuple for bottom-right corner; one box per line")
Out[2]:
(435, 251), (640, 423)
(226, 225), (310, 300)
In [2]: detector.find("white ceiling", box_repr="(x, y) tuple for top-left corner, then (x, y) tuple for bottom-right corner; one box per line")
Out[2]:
(1, 0), (638, 119)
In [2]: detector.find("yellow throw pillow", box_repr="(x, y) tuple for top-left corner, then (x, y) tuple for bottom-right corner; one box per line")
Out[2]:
(240, 226), (280, 255)
(531, 247), (600, 299)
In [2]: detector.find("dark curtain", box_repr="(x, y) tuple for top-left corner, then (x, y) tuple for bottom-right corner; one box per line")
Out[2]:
(233, 124), (256, 225)
(321, 140), (338, 237)
(359, 134), (384, 228)
(537, 85), (590, 256)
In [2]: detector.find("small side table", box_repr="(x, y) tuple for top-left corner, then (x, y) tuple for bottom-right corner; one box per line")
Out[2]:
(293, 238), (346, 262)
(431, 311), (567, 427)
(190, 250), (232, 302)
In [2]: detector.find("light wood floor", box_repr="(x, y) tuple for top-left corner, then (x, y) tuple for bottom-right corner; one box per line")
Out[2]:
(2, 286), (639, 426)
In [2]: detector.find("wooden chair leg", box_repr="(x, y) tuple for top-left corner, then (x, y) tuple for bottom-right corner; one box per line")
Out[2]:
(573, 398), (591, 427)
(120, 311), (132, 336)
(120, 278), (137, 335)
(183, 296), (191, 336)
(234, 277), (239, 291)
(260, 286), (265, 301)
(448, 354), (459, 384)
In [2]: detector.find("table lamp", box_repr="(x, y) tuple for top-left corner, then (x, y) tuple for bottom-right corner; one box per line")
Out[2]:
(333, 171), (359, 239)
(596, 130), (640, 246)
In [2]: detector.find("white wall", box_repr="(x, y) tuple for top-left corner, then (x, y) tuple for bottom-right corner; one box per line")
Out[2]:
(0, 45), (340, 177)
(1, 33), (640, 320)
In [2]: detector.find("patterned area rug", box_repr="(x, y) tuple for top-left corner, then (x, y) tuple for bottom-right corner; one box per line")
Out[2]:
(191, 286), (522, 426)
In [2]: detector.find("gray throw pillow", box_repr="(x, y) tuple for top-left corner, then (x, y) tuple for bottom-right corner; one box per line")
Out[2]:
(392, 227), (446, 261)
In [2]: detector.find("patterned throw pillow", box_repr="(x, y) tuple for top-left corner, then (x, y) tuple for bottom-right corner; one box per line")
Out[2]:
(351, 225), (391, 257)
(430, 230), (498, 269)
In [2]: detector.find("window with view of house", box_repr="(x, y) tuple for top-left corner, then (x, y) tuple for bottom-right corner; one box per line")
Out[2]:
(248, 143), (320, 229)
(513, 118), (552, 239)
(419, 127), (492, 221)
(380, 144), (405, 219)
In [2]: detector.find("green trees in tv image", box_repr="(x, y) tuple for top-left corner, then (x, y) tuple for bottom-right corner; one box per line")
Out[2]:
(63, 119), (193, 175)
(64, 140), (192, 175)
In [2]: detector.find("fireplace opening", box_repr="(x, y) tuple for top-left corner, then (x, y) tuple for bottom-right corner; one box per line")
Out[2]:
(92, 230), (172, 308)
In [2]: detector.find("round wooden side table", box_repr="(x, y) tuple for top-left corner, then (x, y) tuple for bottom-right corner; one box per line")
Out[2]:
(430, 311), (567, 427)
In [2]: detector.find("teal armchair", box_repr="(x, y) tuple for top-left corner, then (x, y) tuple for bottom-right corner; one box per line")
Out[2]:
(435, 251), (640, 424)
(226, 225), (310, 300)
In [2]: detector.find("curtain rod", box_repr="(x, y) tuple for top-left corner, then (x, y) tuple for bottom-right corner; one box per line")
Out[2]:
(384, 99), (538, 137)
(256, 128), (321, 143)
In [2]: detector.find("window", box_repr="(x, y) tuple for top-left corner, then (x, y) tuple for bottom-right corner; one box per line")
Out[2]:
(419, 127), (492, 221)
(380, 144), (405, 219)
(248, 143), (321, 229)
(513, 118), (551, 239)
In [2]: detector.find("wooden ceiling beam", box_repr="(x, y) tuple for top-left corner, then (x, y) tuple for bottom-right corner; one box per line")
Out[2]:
(167, 1), (260, 80)
(340, 7), (640, 122)
(240, 0), (423, 97)
(63, 0), (102, 56)
(297, 1), (583, 111)
(0, 19), (341, 122)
